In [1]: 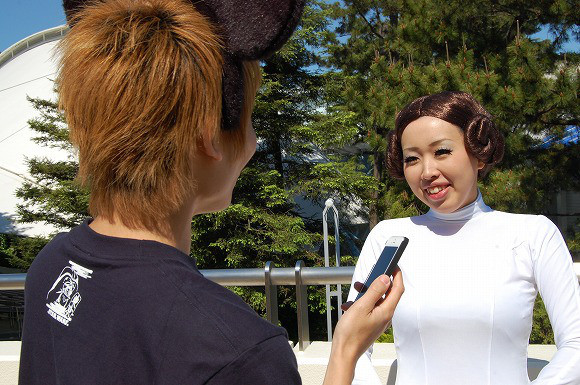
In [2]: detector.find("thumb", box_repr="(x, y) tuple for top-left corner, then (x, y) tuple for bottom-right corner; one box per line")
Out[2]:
(357, 274), (391, 310)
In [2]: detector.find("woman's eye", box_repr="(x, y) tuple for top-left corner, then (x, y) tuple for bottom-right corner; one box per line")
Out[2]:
(435, 148), (452, 156)
(404, 156), (418, 164)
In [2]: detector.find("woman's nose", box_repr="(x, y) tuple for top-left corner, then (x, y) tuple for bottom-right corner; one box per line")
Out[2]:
(421, 159), (440, 180)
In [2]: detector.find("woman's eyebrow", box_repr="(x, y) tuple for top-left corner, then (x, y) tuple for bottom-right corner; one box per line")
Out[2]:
(403, 138), (453, 152)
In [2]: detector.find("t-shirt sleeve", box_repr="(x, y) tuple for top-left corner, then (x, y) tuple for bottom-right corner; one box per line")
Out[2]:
(208, 334), (301, 385)
(530, 216), (580, 384)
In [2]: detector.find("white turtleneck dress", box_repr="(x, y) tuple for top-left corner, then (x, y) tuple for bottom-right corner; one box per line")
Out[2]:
(348, 194), (580, 385)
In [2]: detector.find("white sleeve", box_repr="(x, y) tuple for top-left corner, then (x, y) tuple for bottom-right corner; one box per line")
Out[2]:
(347, 224), (388, 385)
(530, 216), (580, 384)
(352, 350), (382, 385)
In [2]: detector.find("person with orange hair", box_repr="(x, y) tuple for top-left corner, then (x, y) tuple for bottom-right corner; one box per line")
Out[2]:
(19, 1), (404, 384)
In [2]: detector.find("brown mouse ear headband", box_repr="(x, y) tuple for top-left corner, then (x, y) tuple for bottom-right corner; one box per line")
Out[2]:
(62, 0), (306, 131)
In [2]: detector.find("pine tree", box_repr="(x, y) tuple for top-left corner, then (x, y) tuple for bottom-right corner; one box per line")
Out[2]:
(323, 0), (579, 222)
(7, 97), (88, 269)
(322, 0), (578, 344)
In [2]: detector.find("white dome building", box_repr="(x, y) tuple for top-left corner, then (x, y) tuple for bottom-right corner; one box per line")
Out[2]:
(0, 26), (68, 236)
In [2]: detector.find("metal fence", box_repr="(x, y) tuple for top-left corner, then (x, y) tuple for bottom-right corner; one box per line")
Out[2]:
(2, 262), (580, 350)
(0, 262), (355, 351)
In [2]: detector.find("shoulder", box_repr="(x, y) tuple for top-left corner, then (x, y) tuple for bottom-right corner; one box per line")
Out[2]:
(207, 334), (300, 385)
(361, 217), (414, 250)
(159, 261), (289, 356)
(33, 231), (70, 259)
(370, 217), (415, 238)
(356, 217), (415, 266)
(26, 230), (74, 285)
(484, 211), (566, 262)
(486, 210), (559, 236)
(155, 261), (294, 381)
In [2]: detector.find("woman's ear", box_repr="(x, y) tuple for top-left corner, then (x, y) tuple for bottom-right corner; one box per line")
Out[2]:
(477, 159), (485, 170)
(198, 128), (223, 161)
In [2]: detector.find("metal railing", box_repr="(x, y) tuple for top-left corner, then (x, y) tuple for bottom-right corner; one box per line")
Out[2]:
(0, 25), (68, 69)
(0, 262), (355, 351)
(3, 262), (580, 351)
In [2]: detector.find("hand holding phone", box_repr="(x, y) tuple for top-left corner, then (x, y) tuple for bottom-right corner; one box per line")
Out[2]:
(354, 236), (408, 301)
(324, 270), (404, 385)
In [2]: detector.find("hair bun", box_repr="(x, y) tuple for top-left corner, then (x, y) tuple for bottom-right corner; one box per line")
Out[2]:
(464, 114), (504, 168)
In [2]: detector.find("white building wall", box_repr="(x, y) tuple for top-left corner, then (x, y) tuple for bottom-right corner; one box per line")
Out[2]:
(0, 31), (68, 237)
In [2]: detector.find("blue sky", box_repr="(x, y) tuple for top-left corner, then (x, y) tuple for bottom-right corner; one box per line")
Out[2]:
(0, 2), (578, 53)
(0, 1), (66, 52)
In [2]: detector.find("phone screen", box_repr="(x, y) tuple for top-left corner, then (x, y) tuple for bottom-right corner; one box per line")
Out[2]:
(357, 245), (399, 298)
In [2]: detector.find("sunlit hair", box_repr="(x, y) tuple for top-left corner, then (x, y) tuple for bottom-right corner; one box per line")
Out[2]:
(57, 0), (260, 232)
(386, 91), (504, 179)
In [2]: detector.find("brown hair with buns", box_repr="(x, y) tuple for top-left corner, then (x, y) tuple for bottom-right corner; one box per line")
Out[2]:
(386, 91), (504, 179)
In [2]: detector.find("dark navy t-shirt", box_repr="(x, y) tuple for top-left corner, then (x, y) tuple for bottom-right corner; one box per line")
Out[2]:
(19, 220), (300, 384)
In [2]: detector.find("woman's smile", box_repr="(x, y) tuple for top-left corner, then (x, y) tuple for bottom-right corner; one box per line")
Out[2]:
(401, 116), (483, 213)
(424, 184), (450, 200)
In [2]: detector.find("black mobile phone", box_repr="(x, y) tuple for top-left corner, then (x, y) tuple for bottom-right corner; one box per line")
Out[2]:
(355, 236), (408, 301)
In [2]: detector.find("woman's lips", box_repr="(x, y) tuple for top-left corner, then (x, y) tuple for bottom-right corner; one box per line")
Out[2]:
(425, 185), (450, 200)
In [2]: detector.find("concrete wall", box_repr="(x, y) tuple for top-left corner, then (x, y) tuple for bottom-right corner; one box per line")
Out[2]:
(3, 341), (556, 384)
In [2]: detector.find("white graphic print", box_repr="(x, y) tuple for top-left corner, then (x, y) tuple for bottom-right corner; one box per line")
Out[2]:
(46, 261), (93, 326)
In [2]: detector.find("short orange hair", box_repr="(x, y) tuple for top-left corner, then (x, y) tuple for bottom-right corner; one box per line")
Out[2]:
(58, 0), (260, 231)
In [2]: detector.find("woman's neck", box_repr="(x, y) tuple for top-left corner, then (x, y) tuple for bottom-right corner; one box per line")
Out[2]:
(426, 191), (490, 221)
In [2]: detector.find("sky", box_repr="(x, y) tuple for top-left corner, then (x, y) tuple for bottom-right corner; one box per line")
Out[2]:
(0, 1), (578, 53)
(0, 1), (66, 52)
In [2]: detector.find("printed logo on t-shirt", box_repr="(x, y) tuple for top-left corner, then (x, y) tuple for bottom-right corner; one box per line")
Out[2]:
(46, 260), (93, 326)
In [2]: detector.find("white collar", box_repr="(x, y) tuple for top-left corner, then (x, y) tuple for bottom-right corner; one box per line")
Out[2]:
(425, 191), (491, 221)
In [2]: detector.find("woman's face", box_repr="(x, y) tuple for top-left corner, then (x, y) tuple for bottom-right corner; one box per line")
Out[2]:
(400, 116), (483, 213)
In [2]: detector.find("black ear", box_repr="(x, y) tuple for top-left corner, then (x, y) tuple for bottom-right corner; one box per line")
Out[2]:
(64, 0), (305, 59)
(193, 0), (306, 59)
(62, 0), (305, 131)
(62, 0), (87, 23)
(191, 0), (306, 130)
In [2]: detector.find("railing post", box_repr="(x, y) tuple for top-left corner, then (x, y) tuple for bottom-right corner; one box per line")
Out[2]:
(264, 261), (278, 325)
(295, 260), (310, 351)
(323, 198), (343, 342)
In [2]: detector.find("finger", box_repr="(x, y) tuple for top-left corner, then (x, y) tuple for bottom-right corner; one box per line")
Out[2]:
(340, 301), (353, 312)
(391, 268), (403, 291)
(384, 266), (401, 295)
(353, 281), (364, 292)
(357, 274), (391, 310)
(378, 269), (404, 310)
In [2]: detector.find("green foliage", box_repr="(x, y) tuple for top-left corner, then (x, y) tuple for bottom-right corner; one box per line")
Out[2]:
(377, 326), (395, 343)
(0, 233), (49, 271)
(530, 295), (555, 344)
(15, 97), (89, 230)
(320, 0), (579, 226)
(0, 234), (14, 268)
(322, 0), (577, 345)
(190, 2), (362, 340)
(7, 236), (49, 271)
(566, 225), (580, 254)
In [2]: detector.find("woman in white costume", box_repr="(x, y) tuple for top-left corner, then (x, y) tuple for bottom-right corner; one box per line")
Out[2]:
(348, 91), (580, 385)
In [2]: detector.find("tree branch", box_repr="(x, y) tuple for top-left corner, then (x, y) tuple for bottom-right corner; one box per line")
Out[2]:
(352, 0), (385, 40)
